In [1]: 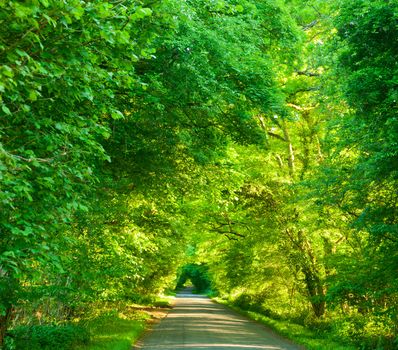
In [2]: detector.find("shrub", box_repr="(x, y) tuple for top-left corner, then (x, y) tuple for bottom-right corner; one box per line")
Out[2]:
(332, 314), (396, 350)
(7, 324), (90, 350)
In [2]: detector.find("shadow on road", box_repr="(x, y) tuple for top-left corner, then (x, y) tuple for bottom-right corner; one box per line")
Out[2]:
(137, 287), (304, 350)
(176, 287), (207, 299)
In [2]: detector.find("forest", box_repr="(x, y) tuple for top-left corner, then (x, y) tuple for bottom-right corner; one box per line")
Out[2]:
(0, 0), (397, 349)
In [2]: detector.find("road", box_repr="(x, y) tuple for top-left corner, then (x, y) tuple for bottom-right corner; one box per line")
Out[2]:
(136, 290), (305, 350)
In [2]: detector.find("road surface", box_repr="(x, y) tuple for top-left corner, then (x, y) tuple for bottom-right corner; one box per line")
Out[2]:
(136, 290), (304, 350)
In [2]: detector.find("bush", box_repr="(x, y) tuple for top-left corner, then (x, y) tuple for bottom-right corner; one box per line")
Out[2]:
(332, 314), (396, 350)
(232, 293), (279, 319)
(6, 324), (90, 350)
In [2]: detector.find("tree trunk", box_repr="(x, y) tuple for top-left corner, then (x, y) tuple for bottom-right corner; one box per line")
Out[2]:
(0, 306), (13, 347)
(284, 228), (327, 318)
(281, 121), (295, 177)
(303, 267), (326, 317)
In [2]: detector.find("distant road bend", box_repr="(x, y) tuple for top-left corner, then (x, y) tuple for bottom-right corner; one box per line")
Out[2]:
(136, 289), (304, 350)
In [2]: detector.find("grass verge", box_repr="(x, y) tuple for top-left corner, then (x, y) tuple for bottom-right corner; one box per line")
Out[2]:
(74, 314), (147, 350)
(74, 297), (172, 350)
(215, 298), (356, 350)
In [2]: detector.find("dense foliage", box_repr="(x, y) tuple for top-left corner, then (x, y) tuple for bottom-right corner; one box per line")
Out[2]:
(176, 264), (212, 293)
(0, 0), (397, 349)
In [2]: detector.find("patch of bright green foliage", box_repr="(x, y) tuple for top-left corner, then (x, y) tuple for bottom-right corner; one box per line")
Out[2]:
(7, 324), (90, 350)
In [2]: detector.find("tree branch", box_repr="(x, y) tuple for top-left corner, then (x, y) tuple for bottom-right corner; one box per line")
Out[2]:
(295, 70), (320, 77)
(302, 20), (319, 31)
(267, 131), (286, 141)
(287, 103), (315, 111)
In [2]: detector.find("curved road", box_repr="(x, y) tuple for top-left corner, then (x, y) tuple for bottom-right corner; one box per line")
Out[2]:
(136, 290), (304, 350)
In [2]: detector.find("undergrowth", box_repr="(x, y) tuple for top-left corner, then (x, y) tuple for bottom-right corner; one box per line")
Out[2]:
(4, 297), (171, 350)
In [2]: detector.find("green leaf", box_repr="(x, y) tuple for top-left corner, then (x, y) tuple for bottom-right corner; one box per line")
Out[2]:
(111, 110), (124, 120)
(28, 90), (38, 101)
(39, 0), (49, 8)
(71, 5), (84, 19)
(2, 65), (14, 77)
(2, 251), (16, 258)
(15, 49), (28, 57)
(2, 105), (11, 115)
(138, 7), (153, 17)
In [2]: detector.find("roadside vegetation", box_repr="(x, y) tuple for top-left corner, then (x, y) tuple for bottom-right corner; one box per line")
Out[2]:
(5, 298), (170, 350)
(74, 310), (147, 350)
(216, 298), (357, 350)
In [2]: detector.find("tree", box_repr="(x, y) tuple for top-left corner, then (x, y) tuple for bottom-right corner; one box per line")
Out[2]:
(0, 0), (157, 344)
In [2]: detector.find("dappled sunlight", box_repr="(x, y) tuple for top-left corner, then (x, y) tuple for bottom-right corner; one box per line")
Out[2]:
(138, 291), (303, 350)
(176, 294), (209, 299)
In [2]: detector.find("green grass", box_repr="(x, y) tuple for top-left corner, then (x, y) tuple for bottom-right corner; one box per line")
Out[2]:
(74, 312), (149, 350)
(215, 299), (356, 350)
(73, 296), (173, 350)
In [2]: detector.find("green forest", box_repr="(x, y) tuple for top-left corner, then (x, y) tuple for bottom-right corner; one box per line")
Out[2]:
(0, 0), (397, 349)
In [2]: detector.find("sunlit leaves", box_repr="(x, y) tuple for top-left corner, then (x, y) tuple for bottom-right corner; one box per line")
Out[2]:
(0, 0), (159, 327)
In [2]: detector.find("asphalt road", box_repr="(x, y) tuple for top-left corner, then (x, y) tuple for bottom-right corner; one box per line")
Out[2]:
(136, 290), (305, 350)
